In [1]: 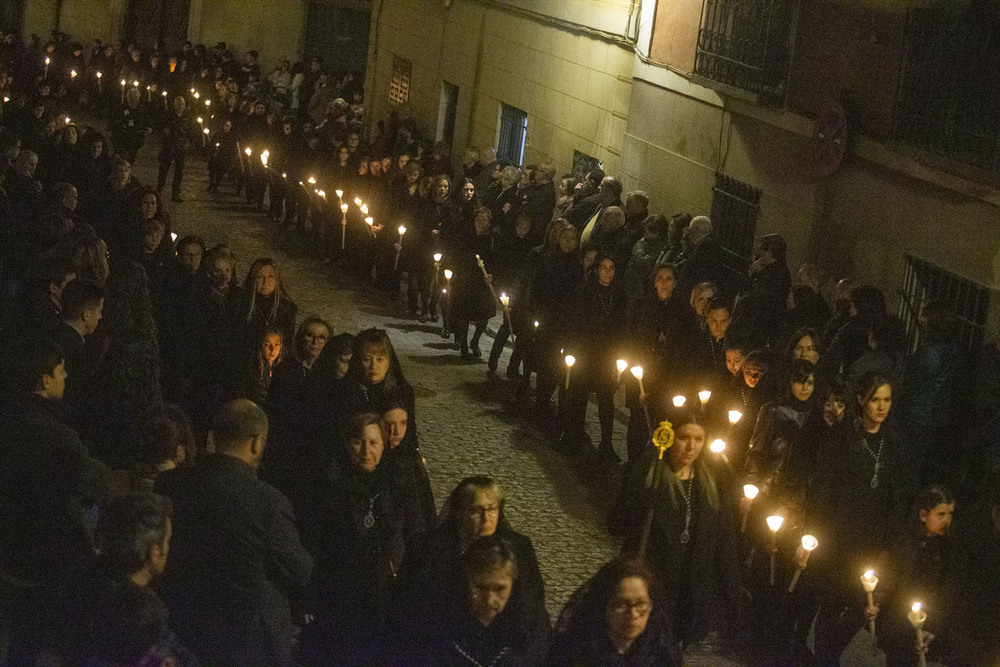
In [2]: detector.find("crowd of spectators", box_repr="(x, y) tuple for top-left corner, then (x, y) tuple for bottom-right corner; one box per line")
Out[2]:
(1, 28), (999, 666)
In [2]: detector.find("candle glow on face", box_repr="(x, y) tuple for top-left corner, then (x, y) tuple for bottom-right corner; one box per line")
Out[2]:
(743, 484), (759, 500)
(766, 515), (784, 533)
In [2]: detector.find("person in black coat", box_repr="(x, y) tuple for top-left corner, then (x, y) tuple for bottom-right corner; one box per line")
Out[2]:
(614, 405), (744, 647)
(109, 86), (151, 164)
(393, 476), (550, 659)
(233, 257), (297, 368)
(550, 556), (683, 666)
(54, 277), (104, 405)
(157, 95), (194, 202)
(0, 338), (109, 663)
(155, 399), (313, 666)
(447, 201), (497, 358)
(382, 398), (436, 527)
(730, 233), (791, 349)
(401, 534), (550, 665)
(561, 252), (628, 460)
(297, 411), (427, 662)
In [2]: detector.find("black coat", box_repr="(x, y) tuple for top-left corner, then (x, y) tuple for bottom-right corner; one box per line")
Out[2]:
(155, 454), (313, 666)
(0, 394), (108, 583)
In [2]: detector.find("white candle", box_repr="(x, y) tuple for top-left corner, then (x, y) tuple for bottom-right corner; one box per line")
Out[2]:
(766, 515), (784, 586)
(564, 355), (576, 390)
(788, 534), (818, 592)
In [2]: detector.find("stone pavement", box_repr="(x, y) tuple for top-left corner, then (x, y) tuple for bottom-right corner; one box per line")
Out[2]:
(127, 136), (744, 666)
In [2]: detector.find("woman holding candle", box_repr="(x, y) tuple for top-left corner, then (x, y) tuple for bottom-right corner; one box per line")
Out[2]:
(560, 252), (627, 460)
(808, 372), (908, 662)
(614, 406), (744, 646)
(445, 197), (496, 359)
(879, 484), (967, 666)
(234, 258), (297, 366)
(549, 556), (682, 665)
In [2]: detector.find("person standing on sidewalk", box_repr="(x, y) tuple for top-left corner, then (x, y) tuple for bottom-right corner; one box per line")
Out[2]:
(158, 95), (194, 203)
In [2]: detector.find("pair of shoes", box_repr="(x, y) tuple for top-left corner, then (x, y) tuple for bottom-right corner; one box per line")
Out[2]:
(471, 345), (482, 358)
(441, 329), (451, 339)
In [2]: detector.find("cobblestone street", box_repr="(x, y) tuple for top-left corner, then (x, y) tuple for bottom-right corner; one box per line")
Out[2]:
(129, 139), (743, 666)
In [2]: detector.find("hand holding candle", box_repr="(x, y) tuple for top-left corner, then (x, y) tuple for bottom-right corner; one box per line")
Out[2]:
(908, 602), (928, 666)
(788, 534), (818, 592)
(861, 569), (879, 635)
(766, 515), (784, 586)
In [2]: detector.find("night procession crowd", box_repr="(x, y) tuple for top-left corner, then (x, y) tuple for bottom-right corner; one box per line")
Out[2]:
(0, 28), (999, 667)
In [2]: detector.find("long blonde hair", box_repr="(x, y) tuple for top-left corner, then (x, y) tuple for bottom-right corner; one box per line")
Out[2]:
(243, 257), (288, 324)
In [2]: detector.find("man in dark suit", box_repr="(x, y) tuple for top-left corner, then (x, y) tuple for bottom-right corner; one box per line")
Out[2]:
(52, 277), (104, 404)
(155, 399), (313, 666)
(0, 338), (109, 662)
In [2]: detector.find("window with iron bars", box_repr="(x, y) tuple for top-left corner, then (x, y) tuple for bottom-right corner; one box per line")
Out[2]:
(497, 103), (527, 166)
(898, 254), (992, 356)
(692, 0), (798, 107)
(389, 56), (411, 106)
(894, 2), (1000, 177)
(710, 173), (761, 279)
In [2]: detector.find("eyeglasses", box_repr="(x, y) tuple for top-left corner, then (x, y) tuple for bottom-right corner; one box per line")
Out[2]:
(610, 600), (652, 616)
(467, 505), (499, 517)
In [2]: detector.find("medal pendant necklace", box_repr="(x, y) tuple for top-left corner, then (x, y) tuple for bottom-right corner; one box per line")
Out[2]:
(678, 473), (694, 544)
(860, 434), (884, 489)
(363, 494), (379, 528)
(597, 289), (613, 316)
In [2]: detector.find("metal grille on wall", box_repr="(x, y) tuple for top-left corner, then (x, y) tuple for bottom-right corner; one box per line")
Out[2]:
(710, 173), (761, 275)
(389, 56), (411, 106)
(895, 2), (1000, 177)
(692, 0), (797, 107)
(497, 103), (528, 166)
(898, 254), (992, 355)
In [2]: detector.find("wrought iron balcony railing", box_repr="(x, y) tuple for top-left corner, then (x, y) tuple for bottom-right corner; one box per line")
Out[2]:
(693, 0), (797, 107)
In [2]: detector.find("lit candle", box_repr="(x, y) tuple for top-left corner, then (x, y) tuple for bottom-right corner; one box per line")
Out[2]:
(698, 389), (711, 406)
(260, 150), (269, 167)
(766, 515), (784, 586)
(861, 570), (879, 635)
(499, 293), (513, 343)
(499, 293), (510, 308)
(533, 320), (539, 331)
(360, 203), (369, 216)
(202, 127), (209, 146)
(317, 190), (326, 199)
(193, 91), (199, 99)
(741, 484), (759, 533)
(564, 355), (576, 390)
(64, 116), (70, 124)
(395, 225), (406, 270)
(133, 80), (139, 88)
(44, 56), (49, 77)
(120, 79), (126, 103)
(444, 269), (453, 284)
(433, 252), (442, 264)
(365, 216), (374, 236)
(145, 84), (150, 101)
(908, 602), (927, 666)
(354, 196), (363, 207)
(162, 89), (168, 110)
(340, 203), (349, 249)
(709, 439), (728, 464)
(96, 71), (102, 92)
(205, 99), (211, 107)
(308, 176), (317, 185)
(335, 189), (343, 202)
(728, 409), (743, 424)
(672, 395), (686, 408)
(630, 366), (645, 397)
(788, 534), (818, 592)
(70, 69), (77, 79)
(244, 147), (252, 157)
(616, 359), (628, 382)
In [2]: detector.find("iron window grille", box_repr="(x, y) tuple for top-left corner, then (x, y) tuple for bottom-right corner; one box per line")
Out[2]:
(497, 104), (528, 166)
(693, 0), (797, 107)
(710, 173), (761, 276)
(894, 2), (1000, 178)
(898, 253), (992, 356)
(389, 56), (411, 106)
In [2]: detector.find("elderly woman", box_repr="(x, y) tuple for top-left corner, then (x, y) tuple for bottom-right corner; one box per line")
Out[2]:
(550, 556), (682, 665)
(614, 405), (743, 646)
(393, 476), (549, 655)
(298, 412), (427, 662)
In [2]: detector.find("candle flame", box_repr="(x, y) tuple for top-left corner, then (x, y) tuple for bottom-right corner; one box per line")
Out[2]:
(70, 70), (77, 78)
(616, 359), (628, 373)
(244, 147), (252, 156)
(672, 395), (686, 407)
(728, 409), (743, 424)
(360, 204), (369, 215)
(398, 225), (407, 235)
(308, 176), (317, 184)
(96, 72), (102, 78)
(433, 253), (442, 262)
(340, 203), (349, 212)
(197, 117), (203, 123)
(444, 269), (453, 280)
(698, 390), (712, 404)
(534, 321), (539, 328)
(365, 217), (374, 226)
(354, 197), (363, 206)
(121, 79), (127, 86)
(864, 569), (875, 581)
(565, 355), (576, 368)
(162, 90), (167, 96)
(710, 438), (726, 454)
(133, 80), (139, 87)
(630, 366), (644, 380)
(911, 601), (922, 613)
(335, 189), (343, 198)
(743, 484), (759, 500)
(766, 515), (784, 532)
(802, 534), (818, 551)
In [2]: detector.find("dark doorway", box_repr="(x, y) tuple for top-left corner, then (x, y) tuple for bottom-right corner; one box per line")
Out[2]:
(437, 81), (458, 146)
(304, 2), (370, 76)
(124, 0), (189, 51)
